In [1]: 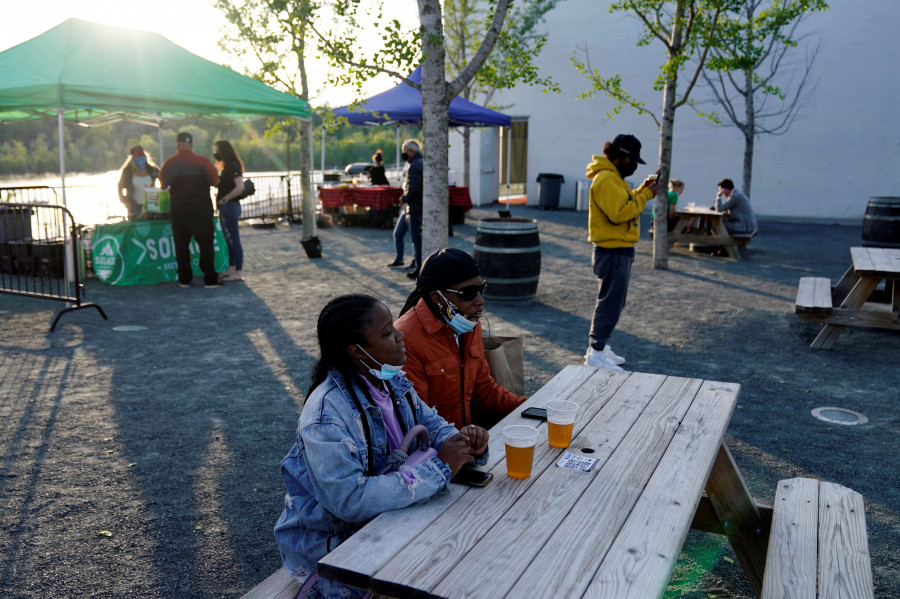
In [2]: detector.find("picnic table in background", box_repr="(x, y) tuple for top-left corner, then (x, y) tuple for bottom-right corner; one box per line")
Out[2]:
(662, 206), (757, 260)
(318, 186), (403, 228)
(448, 186), (473, 224)
(796, 246), (900, 348)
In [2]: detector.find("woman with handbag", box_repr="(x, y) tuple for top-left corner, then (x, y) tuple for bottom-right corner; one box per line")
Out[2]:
(397, 248), (527, 429)
(275, 294), (488, 598)
(213, 139), (245, 281)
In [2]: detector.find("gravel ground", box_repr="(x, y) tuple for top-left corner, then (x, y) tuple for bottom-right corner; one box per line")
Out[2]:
(1, 205), (897, 598)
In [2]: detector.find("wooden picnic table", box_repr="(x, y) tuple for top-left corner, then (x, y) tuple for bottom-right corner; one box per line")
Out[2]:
(796, 246), (900, 349)
(665, 206), (755, 260)
(318, 366), (774, 599)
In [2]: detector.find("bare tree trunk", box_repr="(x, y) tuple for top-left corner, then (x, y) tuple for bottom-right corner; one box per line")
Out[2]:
(419, 0), (450, 257)
(297, 19), (316, 241)
(741, 69), (754, 197)
(462, 127), (471, 187)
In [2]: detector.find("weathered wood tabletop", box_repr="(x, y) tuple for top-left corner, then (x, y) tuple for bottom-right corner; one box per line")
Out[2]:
(319, 366), (770, 599)
(803, 246), (900, 348)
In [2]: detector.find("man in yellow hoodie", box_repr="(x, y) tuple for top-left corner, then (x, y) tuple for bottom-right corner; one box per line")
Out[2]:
(584, 134), (659, 370)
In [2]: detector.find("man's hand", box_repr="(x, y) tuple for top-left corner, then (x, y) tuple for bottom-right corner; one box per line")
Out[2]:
(643, 168), (662, 195)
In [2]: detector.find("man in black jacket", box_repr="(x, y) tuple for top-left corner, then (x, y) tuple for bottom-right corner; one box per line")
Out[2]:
(400, 139), (424, 279)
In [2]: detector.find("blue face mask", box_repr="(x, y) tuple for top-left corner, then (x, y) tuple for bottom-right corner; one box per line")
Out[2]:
(436, 291), (477, 335)
(356, 345), (403, 381)
(135, 156), (147, 168)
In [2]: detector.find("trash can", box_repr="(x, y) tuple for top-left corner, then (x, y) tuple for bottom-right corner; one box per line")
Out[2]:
(536, 173), (565, 210)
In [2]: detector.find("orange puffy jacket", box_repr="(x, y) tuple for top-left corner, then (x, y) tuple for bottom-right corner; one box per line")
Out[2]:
(395, 299), (526, 428)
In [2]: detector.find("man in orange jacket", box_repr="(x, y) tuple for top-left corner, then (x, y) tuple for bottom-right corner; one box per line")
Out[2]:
(396, 248), (526, 428)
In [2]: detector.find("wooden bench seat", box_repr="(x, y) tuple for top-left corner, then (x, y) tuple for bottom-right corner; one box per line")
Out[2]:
(731, 228), (758, 246)
(796, 277), (833, 313)
(761, 478), (874, 598)
(241, 567), (299, 599)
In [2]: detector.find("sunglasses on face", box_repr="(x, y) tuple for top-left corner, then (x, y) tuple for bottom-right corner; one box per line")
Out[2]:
(444, 282), (487, 302)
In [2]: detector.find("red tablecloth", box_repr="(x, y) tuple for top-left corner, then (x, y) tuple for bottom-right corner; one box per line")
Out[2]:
(319, 186), (402, 211)
(449, 186), (472, 210)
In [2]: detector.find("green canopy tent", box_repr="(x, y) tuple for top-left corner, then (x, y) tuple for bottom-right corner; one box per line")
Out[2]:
(0, 17), (312, 206)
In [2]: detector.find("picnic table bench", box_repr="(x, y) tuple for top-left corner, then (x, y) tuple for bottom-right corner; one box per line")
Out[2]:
(796, 246), (900, 348)
(650, 206), (756, 259)
(242, 367), (875, 599)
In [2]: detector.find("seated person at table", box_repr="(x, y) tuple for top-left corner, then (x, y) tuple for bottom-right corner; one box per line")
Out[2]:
(274, 294), (488, 599)
(397, 248), (527, 429)
(117, 146), (159, 220)
(716, 178), (758, 235)
(651, 178), (684, 232)
(368, 149), (390, 186)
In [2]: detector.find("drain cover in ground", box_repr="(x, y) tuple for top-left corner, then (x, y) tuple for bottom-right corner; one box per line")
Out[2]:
(811, 407), (868, 425)
(112, 325), (148, 332)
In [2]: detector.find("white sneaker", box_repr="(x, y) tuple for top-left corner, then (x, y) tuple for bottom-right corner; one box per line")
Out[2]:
(584, 347), (623, 370)
(603, 344), (626, 365)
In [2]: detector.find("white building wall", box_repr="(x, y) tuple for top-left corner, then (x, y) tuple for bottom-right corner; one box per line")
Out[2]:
(449, 1), (900, 222)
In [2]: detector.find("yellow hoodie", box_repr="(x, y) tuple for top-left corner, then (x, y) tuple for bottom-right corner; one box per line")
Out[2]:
(585, 155), (653, 248)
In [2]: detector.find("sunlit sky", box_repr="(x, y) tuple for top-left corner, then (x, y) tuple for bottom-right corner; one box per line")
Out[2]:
(4, 0), (417, 107)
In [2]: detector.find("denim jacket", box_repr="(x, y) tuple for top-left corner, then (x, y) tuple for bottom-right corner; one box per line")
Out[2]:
(274, 368), (486, 598)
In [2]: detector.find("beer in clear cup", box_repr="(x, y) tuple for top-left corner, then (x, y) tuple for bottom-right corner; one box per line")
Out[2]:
(503, 425), (539, 479)
(546, 400), (578, 448)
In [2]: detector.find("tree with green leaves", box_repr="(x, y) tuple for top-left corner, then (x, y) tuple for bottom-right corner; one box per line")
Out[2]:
(311, 0), (540, 257)
(443, 0), (559, 187)
(215, 0), (318, 242)
(573, 0), (735, 270)
(699, 0), (828, 198)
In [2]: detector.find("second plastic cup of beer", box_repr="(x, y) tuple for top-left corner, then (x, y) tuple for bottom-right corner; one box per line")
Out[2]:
(546, 400), (578, 448)
(503, 425), (539, 479)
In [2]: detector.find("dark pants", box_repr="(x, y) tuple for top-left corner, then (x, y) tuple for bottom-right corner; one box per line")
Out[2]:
(588, 248), (633, 350)
(171, 204), (217, 285)
(393, 212), (409, 261)
(218, 201), (243, 270)
(409, 212), (423, 270)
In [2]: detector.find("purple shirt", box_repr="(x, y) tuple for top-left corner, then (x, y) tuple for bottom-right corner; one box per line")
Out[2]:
(361, 376), (418, 485)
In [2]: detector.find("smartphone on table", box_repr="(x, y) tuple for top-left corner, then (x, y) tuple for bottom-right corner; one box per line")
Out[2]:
(451, 465), (493, 487)
(521, 407), (548, 421)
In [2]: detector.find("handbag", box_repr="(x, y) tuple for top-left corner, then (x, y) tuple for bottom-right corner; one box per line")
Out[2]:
(237, 178), (255, 200)
(482, 318), (525, 396)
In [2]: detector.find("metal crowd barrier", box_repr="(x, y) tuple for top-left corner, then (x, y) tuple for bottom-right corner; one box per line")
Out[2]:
(237, 173), (306, 222)
(0, 188), (107, 331)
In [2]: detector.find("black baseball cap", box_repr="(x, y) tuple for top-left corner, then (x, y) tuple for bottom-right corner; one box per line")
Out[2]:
(611, 134), (646, 164)
(176, 132), (193, 144)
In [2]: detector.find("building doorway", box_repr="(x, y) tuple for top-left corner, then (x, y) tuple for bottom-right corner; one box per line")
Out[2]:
(500, 119), (528, 199)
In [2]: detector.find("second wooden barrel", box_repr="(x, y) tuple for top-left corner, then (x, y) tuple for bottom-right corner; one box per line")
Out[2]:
(474, 218), (540, 301)
(862, 196), (900, 248)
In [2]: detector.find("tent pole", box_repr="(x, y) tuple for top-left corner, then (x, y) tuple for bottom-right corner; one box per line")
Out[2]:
(57, 109), (67, 209)
(321, 126), (325, 178)
(505, 125), (511, 206)
(158, 124), (164, 163)
(396, 124), (400, 177)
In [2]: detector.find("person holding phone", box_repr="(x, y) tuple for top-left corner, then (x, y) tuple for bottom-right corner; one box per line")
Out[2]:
(274, 294), (488, 598)
(583, 134), (660, 370)
(396, 248), (527, 429)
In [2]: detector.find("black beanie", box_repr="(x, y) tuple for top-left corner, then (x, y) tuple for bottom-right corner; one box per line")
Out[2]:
(400, 248), (480, 315)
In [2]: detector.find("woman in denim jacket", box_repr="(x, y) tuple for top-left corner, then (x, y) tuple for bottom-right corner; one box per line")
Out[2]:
(275, 294), (489, 598)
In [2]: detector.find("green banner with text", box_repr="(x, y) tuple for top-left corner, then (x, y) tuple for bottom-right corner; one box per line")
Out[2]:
(91, 219), (229, 286)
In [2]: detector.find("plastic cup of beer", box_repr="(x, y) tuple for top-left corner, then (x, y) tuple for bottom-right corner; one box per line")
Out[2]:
(504, 425), (539, 479)
(546, 400), (578, 448)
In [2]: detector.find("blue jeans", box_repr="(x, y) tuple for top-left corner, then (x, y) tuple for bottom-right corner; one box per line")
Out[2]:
(393, 212), (409, 261)
(588, 248), (633, 350)
(409, 212), (423, 269)
(218, 201), (243, 271)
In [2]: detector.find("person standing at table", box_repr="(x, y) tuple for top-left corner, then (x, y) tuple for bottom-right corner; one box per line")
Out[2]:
(158, 132), (221, 288)
(651, 178), (684, 233)
(397, 248), (526, 429)
(716, 178), (758, 235)
(213, 140), (245, 282)
(117, 146), (159, 220)
(368, 149), (390, 186)
(274, 294), (487, 598)
(400, 139), (424, 279)
(583, 134), (659, 370)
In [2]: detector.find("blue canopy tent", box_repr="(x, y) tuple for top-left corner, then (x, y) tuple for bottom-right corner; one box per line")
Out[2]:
(330, 67), (511, 184)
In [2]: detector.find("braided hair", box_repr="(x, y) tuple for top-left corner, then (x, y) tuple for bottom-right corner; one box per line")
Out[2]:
(307, 294), (379, 397)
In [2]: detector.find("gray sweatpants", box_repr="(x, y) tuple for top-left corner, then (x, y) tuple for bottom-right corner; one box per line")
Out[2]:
(588, 248), (633, 351)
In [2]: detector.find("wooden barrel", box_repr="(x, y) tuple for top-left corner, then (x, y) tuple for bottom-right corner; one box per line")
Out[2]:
(862, 196), (900, 248)
(474, 218), (540, 301)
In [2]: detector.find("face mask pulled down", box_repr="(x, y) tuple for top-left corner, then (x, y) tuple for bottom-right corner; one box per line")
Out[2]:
(437, 291), (477, 334)
(356, 345), (403, 381)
